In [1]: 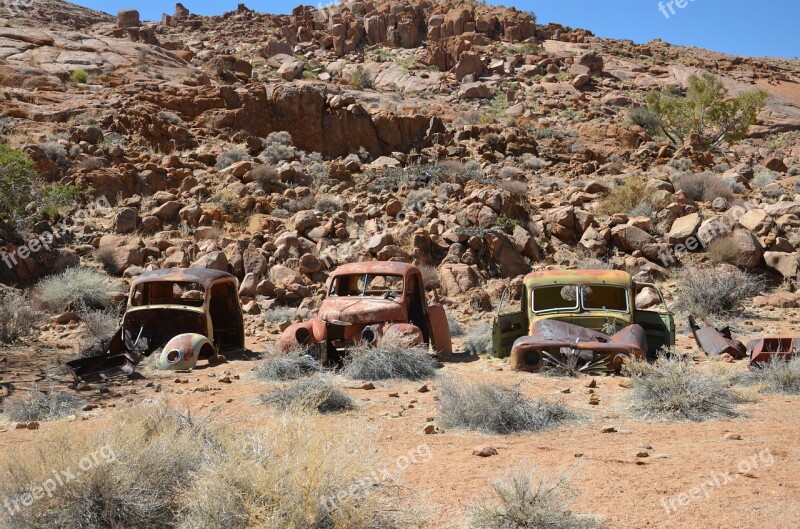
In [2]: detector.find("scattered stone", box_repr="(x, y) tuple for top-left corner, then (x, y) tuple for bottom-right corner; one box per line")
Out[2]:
(473, 446), (498, 457)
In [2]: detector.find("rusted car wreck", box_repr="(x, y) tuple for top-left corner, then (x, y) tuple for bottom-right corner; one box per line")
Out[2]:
(68, 268), (245, 380)
(279, 262), (452, 363)
(493, 269), (675, 372)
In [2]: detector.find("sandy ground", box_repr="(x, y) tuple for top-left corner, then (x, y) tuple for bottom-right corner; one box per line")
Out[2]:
(0, 320), (799, 529)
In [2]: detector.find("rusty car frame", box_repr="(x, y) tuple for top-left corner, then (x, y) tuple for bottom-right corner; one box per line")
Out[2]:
(67, 268), (245, 380)
(278, 261), (452, 363)
(492, 269), (675, 372)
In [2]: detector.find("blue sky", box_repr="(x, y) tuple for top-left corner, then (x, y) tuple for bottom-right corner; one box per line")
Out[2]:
(74, 0), (798, 58)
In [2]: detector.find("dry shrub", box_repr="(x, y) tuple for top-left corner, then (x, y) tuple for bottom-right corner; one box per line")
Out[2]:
(468, 466), (604, 529)
(4, 386), (86, 422)
(255, 352), (321, 381)
(707, 237), (744, 266)
(748, 356), (800, 394)
(676, 268), (762, 318)
(496, 179), (528, 195)
(625, 357), (742, 421)
(0, 290), (40, 344)
(315, 195), (343, 213)
(37, 267), (124, 312)
(343, 338), (438, 381)
(0, 401), (421, 529)
(418, 264), (441, 290)
(438, 379), (577, 434)
(262, 306), (299, 324)
(463, 323), (492, 355)
(447, 313), (464, 338)
(675, 172), (733, 202)
(259, 376), (354, 413)
(215, 146), (251, 169)
(251, 164), (279, 185)
(597, 177), (647, 216)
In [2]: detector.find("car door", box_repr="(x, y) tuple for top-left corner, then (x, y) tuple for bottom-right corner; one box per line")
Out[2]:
(491, 288), (527, 358)
(633, 282), (675, 358)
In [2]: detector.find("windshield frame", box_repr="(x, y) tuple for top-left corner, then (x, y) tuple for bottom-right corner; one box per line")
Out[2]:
(531, 284), (630, 315)
(328, 273), (405, 298)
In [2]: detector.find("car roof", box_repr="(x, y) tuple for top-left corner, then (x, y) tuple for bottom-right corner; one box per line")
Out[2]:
(524, 269), (631, 287)
(330, 261), (418, 277)
(131, 268), (234, 288)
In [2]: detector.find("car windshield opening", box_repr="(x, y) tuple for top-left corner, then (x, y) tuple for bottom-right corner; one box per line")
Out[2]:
(130, 282), (206, 308)
(582, 285), (628, 312)
(532, 285), (629, 313)
(532, 285), (579, 312)
(329, 274), (404, 298)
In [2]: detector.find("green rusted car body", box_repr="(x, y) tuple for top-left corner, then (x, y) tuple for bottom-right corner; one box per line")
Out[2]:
(492, 269), (675, 370)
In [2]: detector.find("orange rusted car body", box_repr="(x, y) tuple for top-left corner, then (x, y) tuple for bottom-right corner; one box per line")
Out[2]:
(279, 261), (452, 363)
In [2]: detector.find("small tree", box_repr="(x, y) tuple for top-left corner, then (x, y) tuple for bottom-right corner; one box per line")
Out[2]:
(647, 73), (767, 150)
(0, 144), (35, 221)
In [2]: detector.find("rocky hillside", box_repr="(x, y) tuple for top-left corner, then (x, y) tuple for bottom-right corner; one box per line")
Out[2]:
(1, 0), (800, 326)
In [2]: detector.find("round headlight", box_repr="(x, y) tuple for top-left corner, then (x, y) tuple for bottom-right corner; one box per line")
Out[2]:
(295, 327), (311, 345)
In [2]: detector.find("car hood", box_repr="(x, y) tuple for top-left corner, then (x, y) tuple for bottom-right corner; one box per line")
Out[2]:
(317, 297), (405, 325)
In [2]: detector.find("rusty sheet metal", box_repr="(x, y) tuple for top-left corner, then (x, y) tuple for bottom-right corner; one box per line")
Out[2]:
(748, 337), (800, 365)
(524, 269), (631, 288)
(131, 268), (234, 289)
(329, 261), (417, 279)
(317, 298), (406, 325)
(510, 319), (646, 372)
(67, 353), (137, 382)
(689, 316), (747, 359)
(157, 333), (215, 370)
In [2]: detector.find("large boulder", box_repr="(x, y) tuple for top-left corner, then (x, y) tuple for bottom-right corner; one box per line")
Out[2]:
(485, 232), (528, 278)
(117, 9), (140, 28)
(667, 213), (701, 244)
(763, 252), (799, 279)
(730, 229), (763, 269)
(454, 52), (486, 82)
(439, 263), (480, 296)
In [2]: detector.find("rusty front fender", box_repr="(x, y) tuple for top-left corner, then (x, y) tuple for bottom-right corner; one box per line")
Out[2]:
(510, 320), (647, 372)
(157, 333), (216, 370)
(278, 317), (327, 352)
(383, 323), (424, 346)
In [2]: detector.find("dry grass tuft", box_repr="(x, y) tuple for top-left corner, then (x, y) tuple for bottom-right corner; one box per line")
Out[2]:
(0, 401), (421, 528)
(0, 290), (40, 344)
(748, 356), (800, 394)
(4, 386), (86, 422)
(676, 268), (762, 318)
(343, 339), (439, 381)
(255, 352), (322, 381)
(597, 177), (647, 216)
(463, 323), (493, 355)
(625, 357), (742, 421)
(37, 267), (123, 312)
(259, 377), (354, 413)
(438, 380), (577, 434)
(468, 466), (604, 529)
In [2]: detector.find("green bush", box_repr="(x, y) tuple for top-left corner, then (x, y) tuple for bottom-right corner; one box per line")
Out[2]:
(69, 69), (88, 83)
(646, 73), (766, 150)
(0, 144), (35, 221)
(35, 183), (85, 220)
